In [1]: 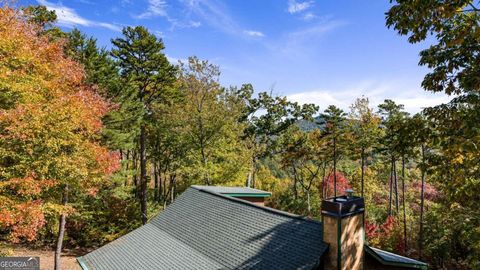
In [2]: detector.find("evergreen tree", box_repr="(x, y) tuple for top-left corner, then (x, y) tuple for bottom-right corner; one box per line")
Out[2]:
(321, 105), (347, 198)
(111, 26), (177, 224)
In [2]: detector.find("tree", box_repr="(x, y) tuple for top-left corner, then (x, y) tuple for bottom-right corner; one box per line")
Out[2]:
(348, 97), (382, 197)
(409, 113), (432, 259)
(280, 128), (327, 212)
(0, 6), (118, 269)
(387, 1), (480, 265)
(378, 100), (408, 216)
(321, 105), (347, 198)
(176, 57), (249, 186)
(111, 26), (177, 224)
(241, 89), (318, 188)
(386, 0), (480, 96)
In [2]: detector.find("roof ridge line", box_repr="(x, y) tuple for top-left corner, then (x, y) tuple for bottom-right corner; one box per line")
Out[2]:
(190, 186), (321, 225)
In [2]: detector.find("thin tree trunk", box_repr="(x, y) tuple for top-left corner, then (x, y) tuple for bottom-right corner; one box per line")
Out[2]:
(333, 136), (337, 198)
(388, 156), (394, 216)
(402, 156), (407, 252)
(125, 150), (130, 187)
(361, 147), (365, 197)
(133, 150), (138, 194)
(140, 124), (148, 225)
(158, 165), (163, 204)
(154, 162), (159, 202)
(307, 192), (311, 214)
(321, 161), (327, 199)
(54, 184), (68, 270)
(394, 157), (399, 214)
(170, 174), (176, 203)
(419, 144), (426, 259)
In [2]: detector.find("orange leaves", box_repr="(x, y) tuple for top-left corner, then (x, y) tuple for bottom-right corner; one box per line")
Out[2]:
(0, 5), (119, 243)
(2, 173), (57, 197)
(0, 200), (45, 243)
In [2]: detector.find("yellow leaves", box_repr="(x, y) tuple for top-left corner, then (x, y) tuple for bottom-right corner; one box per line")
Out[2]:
(0, 5), (119, 242)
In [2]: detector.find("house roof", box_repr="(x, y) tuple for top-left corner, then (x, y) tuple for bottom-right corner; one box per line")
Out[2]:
(78, 186), (328, 270)
(365, 245), (428, 269)
(192, 185), (272, 197)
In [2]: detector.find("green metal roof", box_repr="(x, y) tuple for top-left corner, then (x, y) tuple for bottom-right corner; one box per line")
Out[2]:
(365, 245), (428, 269)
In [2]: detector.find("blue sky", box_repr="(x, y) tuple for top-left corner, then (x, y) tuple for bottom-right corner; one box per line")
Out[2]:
(21, 0), (451, 113)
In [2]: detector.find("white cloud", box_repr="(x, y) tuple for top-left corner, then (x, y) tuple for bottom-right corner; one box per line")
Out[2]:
(287, 80), (453, 114)
(302, 12), (316, 20)
(37, 0), (121, 31)
(288, 0), (314, 14)
(135, 0), (168, 19)
(244, 30), (265, 37)
(188, 21), (202, 28)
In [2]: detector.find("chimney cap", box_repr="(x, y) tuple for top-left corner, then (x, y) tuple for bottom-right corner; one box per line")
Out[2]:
(321, 195), (365, 217)
(345, 189), (354, 199)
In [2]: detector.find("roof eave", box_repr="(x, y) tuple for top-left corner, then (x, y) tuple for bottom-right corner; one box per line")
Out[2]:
(77, 257), (90, 270)
(365, 246), (428, 270)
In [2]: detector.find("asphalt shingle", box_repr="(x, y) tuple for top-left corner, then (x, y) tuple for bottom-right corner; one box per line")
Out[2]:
(78, 187), (327, 270)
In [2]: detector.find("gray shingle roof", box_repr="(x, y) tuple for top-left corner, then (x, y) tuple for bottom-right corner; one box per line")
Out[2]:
(78, 187), (327, 270)
(192, 185), (272, 197)
(365, 246), (428, 269)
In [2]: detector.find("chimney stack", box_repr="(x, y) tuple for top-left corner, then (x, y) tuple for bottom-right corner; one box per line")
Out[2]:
(322, 189), (365, 270)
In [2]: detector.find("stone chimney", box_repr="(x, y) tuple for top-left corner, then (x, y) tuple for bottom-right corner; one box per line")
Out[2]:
(322, 189), (365, 270)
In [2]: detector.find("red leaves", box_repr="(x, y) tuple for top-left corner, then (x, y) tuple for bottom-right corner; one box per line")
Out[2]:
(324, 171), (351, 198)
(0, 6), (119, 243)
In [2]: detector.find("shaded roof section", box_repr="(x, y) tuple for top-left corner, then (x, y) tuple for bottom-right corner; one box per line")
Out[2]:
(192, 185), (272, 197)
(365, 246), (428, 269)
(78, 186), (327, 270)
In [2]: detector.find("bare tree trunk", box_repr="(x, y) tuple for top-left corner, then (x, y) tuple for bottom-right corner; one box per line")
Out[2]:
(158, 165), (163, 204)
(154, 162), (159, 202)
(419, 145), (426, 259)
(388, 156), (394, 216)
(133, 150), (138, 195)
(140, 124), (148, 225)
(54, 184), (68, 270)
(402, 156), (408, 252)
(361, 147), (365, 197)
(170, 174), (176, 203)
(307, 192), (311, 214)
(333, 136), (337, 198)
(321, 161), (327, 199)
(394, 157), (399, 214)
(125, 150), (130, 187)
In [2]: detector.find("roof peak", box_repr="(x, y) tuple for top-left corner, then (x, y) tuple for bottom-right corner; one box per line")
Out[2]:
(191, 186), (321, 225)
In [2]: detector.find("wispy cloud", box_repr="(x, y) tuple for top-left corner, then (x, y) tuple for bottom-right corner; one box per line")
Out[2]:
(287, 80), (452, 113)
(135, 0), (168, 19)
(180, 0), (240, 35)
(288, 0), (314, 14)
(302, 12), (316, 20)
(272, 17), (345, 57)
(37, 0), (121, 31)
(244, 30), (265, 37)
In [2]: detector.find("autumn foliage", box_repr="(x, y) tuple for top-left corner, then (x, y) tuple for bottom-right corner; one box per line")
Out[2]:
(0, 6), (119, 242)
(323, 171), (351, 198)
